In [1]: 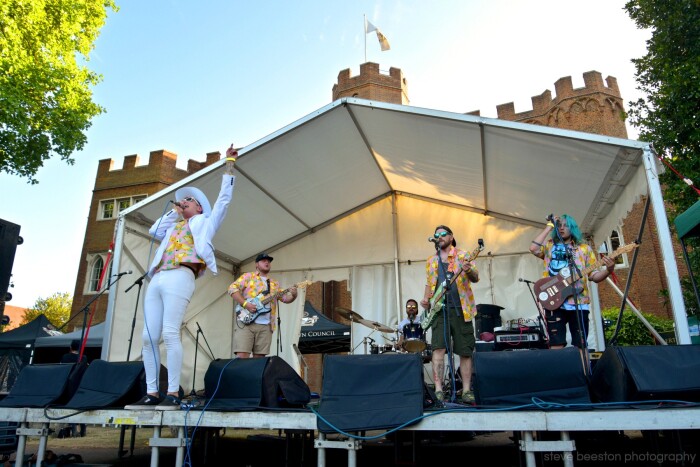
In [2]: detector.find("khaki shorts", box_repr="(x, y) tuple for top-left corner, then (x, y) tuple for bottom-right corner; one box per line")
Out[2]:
(233, 323), (272, 355)
(430, 309), (475, 357)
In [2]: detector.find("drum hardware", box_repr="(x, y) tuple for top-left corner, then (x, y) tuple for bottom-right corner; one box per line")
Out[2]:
(335, 307), (364, 355)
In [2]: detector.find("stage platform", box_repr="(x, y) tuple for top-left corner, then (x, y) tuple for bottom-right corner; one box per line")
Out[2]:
(1, 404), (699, 467)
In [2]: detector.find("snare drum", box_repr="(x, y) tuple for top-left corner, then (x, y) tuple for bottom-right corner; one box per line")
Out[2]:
(402, 322), (426, 353)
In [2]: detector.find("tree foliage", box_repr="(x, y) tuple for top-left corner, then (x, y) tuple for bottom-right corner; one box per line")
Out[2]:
(625, 0), (700, 313)
(602, 307), (674, 346)
(0, 0), (118, 184)
(21, 291), (72, 327)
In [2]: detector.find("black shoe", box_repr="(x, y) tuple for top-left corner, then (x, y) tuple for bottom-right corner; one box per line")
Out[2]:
(155, 394), (182, 411)
(124, 394), (161, 410)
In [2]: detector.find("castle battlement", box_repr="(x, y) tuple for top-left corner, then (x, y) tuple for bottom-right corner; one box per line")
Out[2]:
(333, 62), (409, 105)
(494, 71), (627, 138)
(95, 150), (221, 190)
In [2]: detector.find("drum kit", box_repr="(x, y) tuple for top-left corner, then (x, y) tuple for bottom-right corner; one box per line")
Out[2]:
(336, 307), (431, 362)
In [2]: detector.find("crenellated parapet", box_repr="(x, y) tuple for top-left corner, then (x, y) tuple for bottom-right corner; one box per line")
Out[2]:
(495, 71), (627, 138)
(95, 150), (222, 191)
(333, 62), (409, 105)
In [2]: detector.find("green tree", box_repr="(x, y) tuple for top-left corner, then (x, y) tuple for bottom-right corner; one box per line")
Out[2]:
(22, 292), (72, 328)
(0, 0), (118, 184)
(625, 0), (700, 313)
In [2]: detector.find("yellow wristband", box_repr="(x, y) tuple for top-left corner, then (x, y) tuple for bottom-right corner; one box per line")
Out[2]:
(546, 222), (555, 228)
(243, 300), (248, 307)
(226, 157), (237, 162)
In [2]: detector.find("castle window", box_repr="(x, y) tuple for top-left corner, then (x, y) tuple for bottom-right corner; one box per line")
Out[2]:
(84, 253), (114, 294)
(98, 195), (148, 220)
(100, 201), (115, 219)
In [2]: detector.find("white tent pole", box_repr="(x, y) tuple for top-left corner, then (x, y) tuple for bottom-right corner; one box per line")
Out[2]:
(363, 14), (367, 64)
(102, 215), (126, 360)
(392, 193), (402, 328)
(642, 145), (690, 344)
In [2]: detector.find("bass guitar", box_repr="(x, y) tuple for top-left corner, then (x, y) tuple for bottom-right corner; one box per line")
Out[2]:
(236, 280), (313, 324)
(422, 239), (484, 330)
(533, 242), (639, 311)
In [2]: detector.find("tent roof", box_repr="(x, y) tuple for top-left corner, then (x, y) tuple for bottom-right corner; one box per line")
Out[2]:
(34, 322), (105, 348)
(0, 315), (57, 349)
(298, 302), (350, 354)
(122, 98), (648, 268)
(675, 199), (700, 241)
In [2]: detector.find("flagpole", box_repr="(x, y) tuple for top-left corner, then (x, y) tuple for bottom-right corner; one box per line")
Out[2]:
(363, 14), (367, 63)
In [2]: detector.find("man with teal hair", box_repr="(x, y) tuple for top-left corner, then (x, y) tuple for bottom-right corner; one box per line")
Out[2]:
(529, 214), (615, 349)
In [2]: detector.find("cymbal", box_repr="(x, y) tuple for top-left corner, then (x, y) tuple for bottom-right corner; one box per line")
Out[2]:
(335, 307), (363, 321)
(357, 318), (394, 333)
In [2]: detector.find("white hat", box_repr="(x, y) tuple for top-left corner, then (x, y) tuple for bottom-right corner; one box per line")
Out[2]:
(175, 186), (211, 216)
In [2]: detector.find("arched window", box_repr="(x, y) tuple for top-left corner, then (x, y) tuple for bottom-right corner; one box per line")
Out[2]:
(89, 256), (104, 292)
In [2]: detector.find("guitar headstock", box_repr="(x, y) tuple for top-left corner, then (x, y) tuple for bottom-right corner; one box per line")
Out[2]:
(296, 280), (314, 289)
(467, 239), (485, 261)
(608, 242), (640, 259)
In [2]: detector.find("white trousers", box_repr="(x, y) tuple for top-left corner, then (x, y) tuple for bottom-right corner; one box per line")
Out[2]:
(142, 268), (195, 394)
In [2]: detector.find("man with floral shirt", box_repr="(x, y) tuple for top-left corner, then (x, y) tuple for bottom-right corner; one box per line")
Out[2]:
(228, 253), (298, 358)
(420, 225), (479, 404)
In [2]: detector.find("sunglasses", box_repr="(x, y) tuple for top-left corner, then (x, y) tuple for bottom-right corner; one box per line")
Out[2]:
(180, 196), (200, 206)
(433, 231), (450, 238)
(407, 305), (418, 309)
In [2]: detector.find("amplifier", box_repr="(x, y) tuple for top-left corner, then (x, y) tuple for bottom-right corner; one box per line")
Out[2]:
(494, 330), (545, 350)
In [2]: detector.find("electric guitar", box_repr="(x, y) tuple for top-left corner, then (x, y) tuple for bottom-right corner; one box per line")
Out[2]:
(422, 240), (484, 330)
(533, 242), (639, 311)
(236, 280), (313, 324)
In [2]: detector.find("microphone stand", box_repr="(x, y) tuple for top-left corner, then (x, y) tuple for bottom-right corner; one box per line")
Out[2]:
(434, 241), (458, 403)
(77, 273), (130, 360)
(124, 271), (149, 361)
(190, 321), (215, 397)
(565, 245), (592, 376)
(520, 279), (550, 346)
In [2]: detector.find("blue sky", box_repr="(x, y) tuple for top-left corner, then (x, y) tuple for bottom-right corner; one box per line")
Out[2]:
(1, 0), (650, 309)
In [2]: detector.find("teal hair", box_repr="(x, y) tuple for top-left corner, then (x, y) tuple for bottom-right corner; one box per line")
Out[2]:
(550, 214), (583, 244)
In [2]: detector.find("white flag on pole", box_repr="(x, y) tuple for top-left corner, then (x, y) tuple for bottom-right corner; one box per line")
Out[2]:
(365, 19), (391, 51)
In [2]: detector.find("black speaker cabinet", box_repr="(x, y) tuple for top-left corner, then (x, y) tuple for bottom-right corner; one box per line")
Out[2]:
(317, 353), (424, 433)
(63, 360), (145, 409)
(0, 362), (86, 408)
(591, 345), (700, 403)
(0, 219), (21, 301)
(473, 347), (591, 407)
(204, 356), (310, 411)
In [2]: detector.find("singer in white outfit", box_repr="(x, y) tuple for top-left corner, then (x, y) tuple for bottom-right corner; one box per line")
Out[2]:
(126, 146), (237, 411)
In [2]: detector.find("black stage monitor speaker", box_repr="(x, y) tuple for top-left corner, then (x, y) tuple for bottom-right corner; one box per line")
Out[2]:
(473, 347), (591, 407)
(475, 304), (503, 335)
(204, 356), (310, 411)
(0, 362), (86, 408)
(317, 353), (424, 433)
(62, 360), (145, 409)
(0, 219), (21, 301)
(590, 345), (700, 403)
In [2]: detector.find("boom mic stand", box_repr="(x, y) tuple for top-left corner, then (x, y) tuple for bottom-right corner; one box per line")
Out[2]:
(519, 278), (550, 345)
(124, 270), (149, 361)
(190, 321), (216, 397)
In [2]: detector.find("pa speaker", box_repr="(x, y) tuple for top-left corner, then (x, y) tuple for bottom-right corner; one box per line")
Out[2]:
(204, 356), (310, 411)
(0, 219), (21, 300)
(473, 347), (591, 407)
(62, 360), (145, 409)
(0, 362), (86, 408)
(591, 345), (700, 403)
(317, 353), (423, 433)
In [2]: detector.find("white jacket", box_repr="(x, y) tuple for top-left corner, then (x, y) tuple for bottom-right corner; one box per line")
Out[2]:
(147, 174), (235, 277)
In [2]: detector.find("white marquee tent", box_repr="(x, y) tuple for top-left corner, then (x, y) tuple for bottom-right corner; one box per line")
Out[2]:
(102, 98), (688, 392)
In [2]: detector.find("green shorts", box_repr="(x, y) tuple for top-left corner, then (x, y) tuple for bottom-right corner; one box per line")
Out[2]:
(430, 308), (475, 357)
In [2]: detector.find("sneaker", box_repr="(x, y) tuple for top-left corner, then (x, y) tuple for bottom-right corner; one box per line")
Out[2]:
(124, 394), (161, 410)
(461, 390), (476, 404)
(155, 394), (182, 411)
(435, 390), (444, 402)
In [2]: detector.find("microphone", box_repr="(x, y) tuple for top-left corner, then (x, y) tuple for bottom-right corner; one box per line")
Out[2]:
(518, 277), (534, 284)
(170, 200), (183, 208)
(428, 237), (440, 244)
(113, 270), (133, 277)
